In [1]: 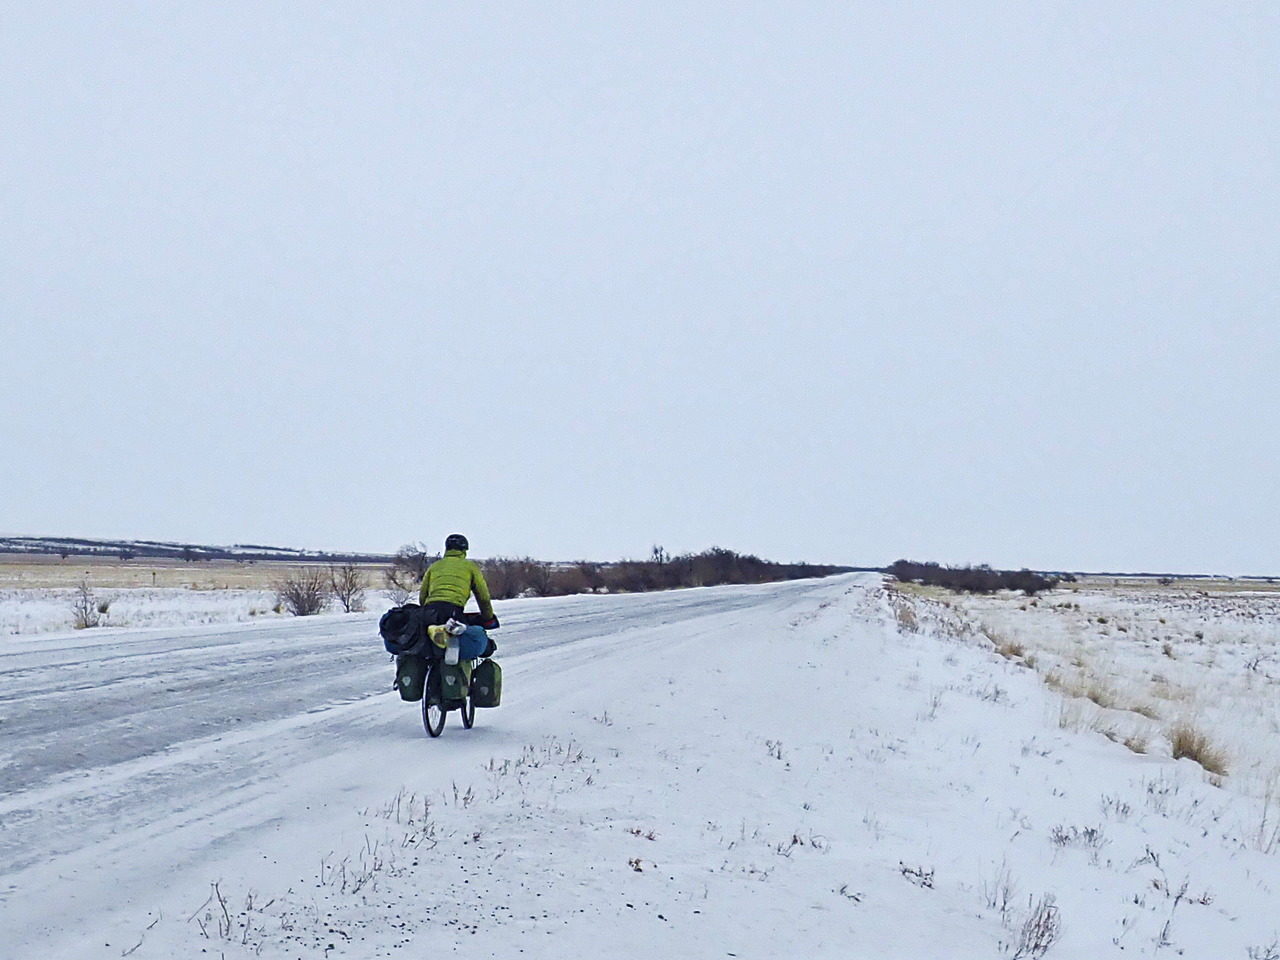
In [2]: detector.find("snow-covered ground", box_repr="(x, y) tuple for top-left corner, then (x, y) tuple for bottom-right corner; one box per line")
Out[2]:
(3, 576), (1278, 958)
(0, 586), (283, 635)
(894, 582), (1280, 801)
(0, 586), (400, 636)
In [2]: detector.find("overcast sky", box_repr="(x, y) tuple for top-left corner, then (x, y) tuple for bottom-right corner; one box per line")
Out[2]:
(2, 2), (1276, 572)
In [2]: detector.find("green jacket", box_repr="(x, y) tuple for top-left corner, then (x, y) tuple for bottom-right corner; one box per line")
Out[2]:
(420, 549), (494, 619)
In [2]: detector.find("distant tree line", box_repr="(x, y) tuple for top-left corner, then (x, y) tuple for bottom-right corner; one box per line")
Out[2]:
(887, 559), (1059, 596)
(0, 536), (390, 565)
(386, 544), (849, 601)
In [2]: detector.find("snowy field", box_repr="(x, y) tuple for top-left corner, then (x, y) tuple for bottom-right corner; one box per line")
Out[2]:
(3, 575), (1279, 959)
(0, 586), (295, 635)
(0, 558), (391, 635)
(892, 580), (1280, 807)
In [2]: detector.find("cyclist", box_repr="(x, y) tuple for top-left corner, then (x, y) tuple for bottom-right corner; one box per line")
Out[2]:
(419, 534), (496, 627)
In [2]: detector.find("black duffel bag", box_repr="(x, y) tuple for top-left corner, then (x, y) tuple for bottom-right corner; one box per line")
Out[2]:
(379, 603), (428, 656)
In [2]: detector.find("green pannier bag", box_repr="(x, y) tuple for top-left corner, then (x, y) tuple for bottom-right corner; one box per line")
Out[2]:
(396, 654), (426, 702)
(471, 658), (502, 708)
(438, 661), (471, 703)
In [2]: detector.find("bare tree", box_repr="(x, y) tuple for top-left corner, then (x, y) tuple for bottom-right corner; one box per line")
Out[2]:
(483, 557), (554, 599)
(329, 563), (367, 613)
(274, 568), (329, 616)
(71, 578), (108, 628)
(385, 543), (436, 596)
(575, 561), (605, 592)
(524, 559), (553, 596)
(480, 557), (519, 599)
(549, 565), (591, 595)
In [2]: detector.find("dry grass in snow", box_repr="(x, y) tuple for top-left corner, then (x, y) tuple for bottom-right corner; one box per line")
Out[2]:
(890, 577), (1280, 814)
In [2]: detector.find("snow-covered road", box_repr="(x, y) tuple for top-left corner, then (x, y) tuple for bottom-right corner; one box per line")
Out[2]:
(1, 582), (795, 796)
(0, 577), (832, 956)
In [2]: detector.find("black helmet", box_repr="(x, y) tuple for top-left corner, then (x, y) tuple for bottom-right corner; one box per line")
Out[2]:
(445, 533), (469, 552)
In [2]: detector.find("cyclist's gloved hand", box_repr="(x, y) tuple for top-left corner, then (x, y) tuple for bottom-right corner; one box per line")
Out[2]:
(482, 615), (500, 630)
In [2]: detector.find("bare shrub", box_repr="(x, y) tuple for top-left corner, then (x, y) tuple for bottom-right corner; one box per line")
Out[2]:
(604, 547), (846, 593)
(480, 557), (519, 599)
(1084, 682), (1120, 710)
(1122, 733), (1150, 754)
(1007, 895), (1062, 959)
(890, 595), (920, 633)
(1169, 723), (1229, 776)
(1149, 677), (1192, 702)
(1048, 825), (1106, 850)
(996, 639), (1026, 660)
(604, 560), (656, 593)
(274, 568), (328, 616)
(548, 565), (591, 595)
(573, 561), (605, 592)
(1256, 777), (1280, 854)
(71, 578), (103, 629)
(523, 559), (553, 596)
(888, 559), (1059, 596)
(1058, 700), (1104, 735)
(898, 862), (934, 888)
(982, 861), (1018, 924)
(689, 546), (768, 587)
(1043, 671), (1071, 695)
(1100, 795), (1132, 820)
(382, 544), (845, 604)
(329, 563), (367, 613)
(385, 543), (436, 595)
(483, 557), (553, 599)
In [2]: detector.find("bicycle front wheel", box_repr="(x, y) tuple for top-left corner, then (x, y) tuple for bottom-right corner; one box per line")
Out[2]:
(423, 665), (446, 738)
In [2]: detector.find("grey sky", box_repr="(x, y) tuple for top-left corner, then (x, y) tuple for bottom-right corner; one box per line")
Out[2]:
(3, 2), (1276, 572)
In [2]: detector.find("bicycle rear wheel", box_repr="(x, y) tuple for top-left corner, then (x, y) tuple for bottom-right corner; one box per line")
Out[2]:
(461, 694), (475, 729)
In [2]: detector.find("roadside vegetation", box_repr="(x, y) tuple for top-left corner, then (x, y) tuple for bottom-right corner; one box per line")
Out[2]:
(386, 544), (849, 602)
(3, 547), (844, 634)
(274, 563), (368, 616)
(888, 559), (1061, 596)
(887, 576), (1280, 812)
(69, 578), (111, 629)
